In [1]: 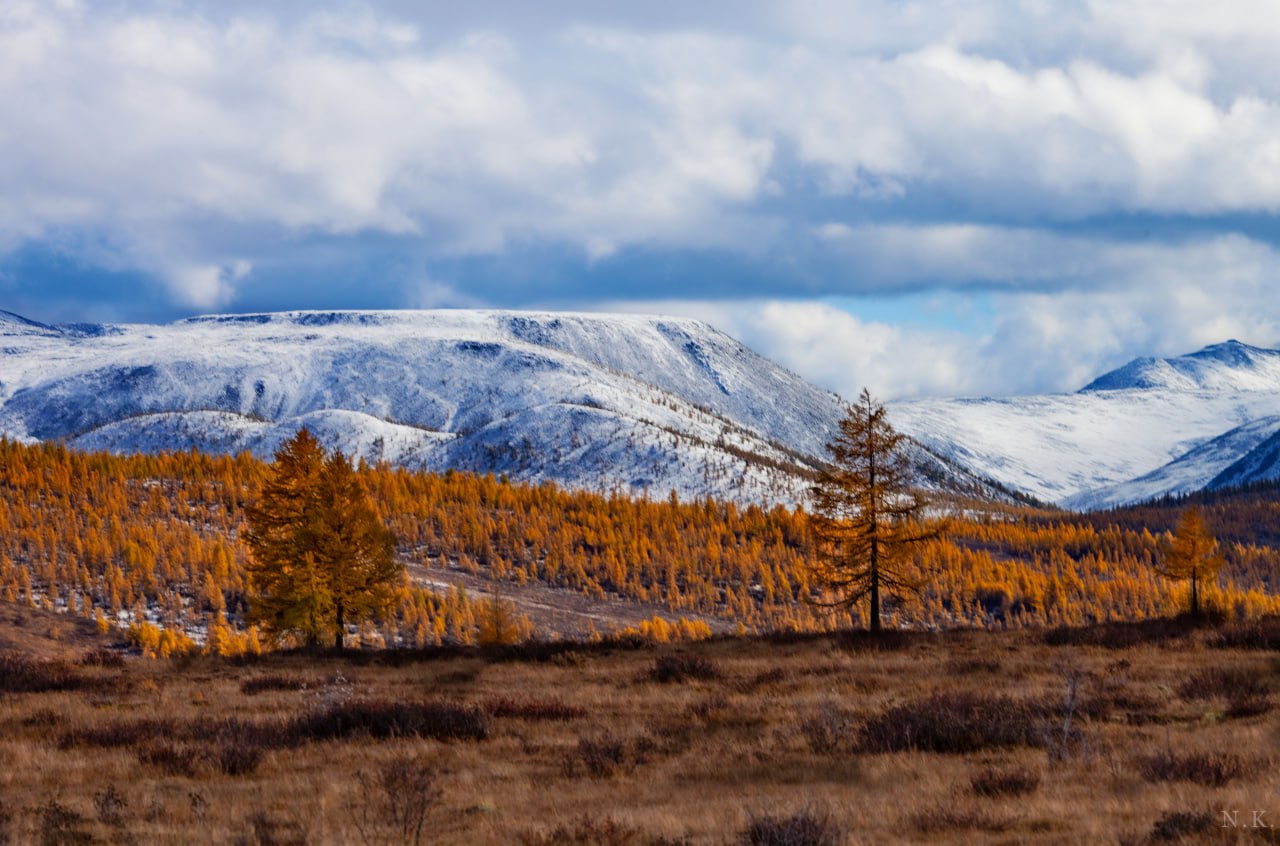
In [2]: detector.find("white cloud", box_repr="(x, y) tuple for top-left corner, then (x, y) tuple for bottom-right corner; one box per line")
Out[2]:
(4, 0), (1280, 399)
(409, 277), (487, 309)
(6, 3), (1280, 278)
(602, 228), (1280, 399)
(163, 260), (251, 309)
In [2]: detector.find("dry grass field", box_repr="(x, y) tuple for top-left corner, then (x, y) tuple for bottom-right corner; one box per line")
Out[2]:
(1, 603), (1279, 845)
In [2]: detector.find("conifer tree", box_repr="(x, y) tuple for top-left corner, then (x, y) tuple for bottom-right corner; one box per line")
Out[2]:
(244, 430), (400, 648)
(808, 388), (943, 631)
(307, 450), (399, 648)
(244, 429), (328, 644)
(1156, 506), (1224, 619)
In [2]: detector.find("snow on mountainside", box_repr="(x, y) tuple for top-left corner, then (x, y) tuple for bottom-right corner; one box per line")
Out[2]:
(1209, 428), (1280, 490)
(1081, 341), (1280, 392)
(1063, 417), (1280, 510)
(0, 309), (839, 502)
(890, 341), (1280, 509)
(1, 308), (1005, 505)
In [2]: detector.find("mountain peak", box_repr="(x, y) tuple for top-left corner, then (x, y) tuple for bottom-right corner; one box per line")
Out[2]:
(0, 310), (57, 335)
(1080, 339), (1280, 393)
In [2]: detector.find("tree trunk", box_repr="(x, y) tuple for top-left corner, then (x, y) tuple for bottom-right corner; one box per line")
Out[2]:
(335, 600), (345, 650)
(1190, 570), (1199, 619)
(869, 570), (882, 632)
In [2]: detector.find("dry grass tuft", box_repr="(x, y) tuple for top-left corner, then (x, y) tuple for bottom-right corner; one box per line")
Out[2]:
(650, 654), (721, 683)
(799, 702), (853, 755)
(858, 691), (1044, 754)
(289, 699), (489, 743)
(970, 765), (1041, 797)
(1043, 618), (1197, 649)
(519, 814), (649, 846)
(1136, 749), (1252, 786)
(737, 804), (845, 846)
(484, 696), (587, 722)
(909, 803), (1018, 835)
(1211, 616), (1280, 650)
(239, 674), (314, 695)
(1145, 808), (1217, 843)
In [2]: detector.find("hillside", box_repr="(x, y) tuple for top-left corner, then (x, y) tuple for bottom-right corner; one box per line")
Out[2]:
(3, 438), (1279, 654)
(890, 340), (1280, 509)
(0, 309), (1007, 506)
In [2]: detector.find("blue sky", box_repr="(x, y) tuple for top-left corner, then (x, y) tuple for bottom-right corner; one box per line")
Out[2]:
(4, 0), (1280, 399)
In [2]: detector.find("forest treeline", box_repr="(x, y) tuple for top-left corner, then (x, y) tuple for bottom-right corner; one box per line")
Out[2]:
(1, 438), (1278, 653)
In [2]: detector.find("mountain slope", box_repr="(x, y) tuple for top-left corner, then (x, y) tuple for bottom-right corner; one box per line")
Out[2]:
(1081, 340), (1280, 392)
(890, 341), (1280, 508)
(1, 309), (1005, 505)
(1210, 428), (1280, 490)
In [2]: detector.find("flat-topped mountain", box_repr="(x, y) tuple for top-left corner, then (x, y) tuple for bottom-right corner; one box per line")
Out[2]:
(0, 309), (1007, 505)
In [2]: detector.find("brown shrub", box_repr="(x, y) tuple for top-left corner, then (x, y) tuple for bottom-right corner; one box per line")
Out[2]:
(520, 815), (645, 846)
(137, 742), (204, 777)
(800, 702), (852, 755)
(563, 733), (656, 779)
(835, 629), (925, 652)
(485, 696), (586, 721)
(216, 736), (265, 777)
(1043, 618), (1197, 649)
(38, 799), (92, 846)
(945, 657), (1004, 676)
(350, 756), (442, 846)
(651, 654), (720, 683)
(59, 717), (179, 750)
(1211, 616), (1280, 650)
(0, 655), (92, 695)
(93, 784), (128, 827)
(288, 700), (488, 743)
(858, 691), (1044, 754)
(1147, 809), (1217, 842)
(737, 667), (789, 693)
(1177, 667), (1269, 702)
(1136, 750), (1250, 786)
(79, 647), (126, 668)
(737, 804), (846, 846)
(970, 766), (1041, 797)
(240, 674), (313, 695)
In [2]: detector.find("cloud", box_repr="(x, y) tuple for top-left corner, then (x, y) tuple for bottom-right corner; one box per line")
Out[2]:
(4, 1), (1280, 397)
(163, 260), (250, 309)
(605, 229), (1280, 399)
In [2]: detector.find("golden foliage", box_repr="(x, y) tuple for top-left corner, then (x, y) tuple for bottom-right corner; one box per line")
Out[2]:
(1, 437), (1278, 651)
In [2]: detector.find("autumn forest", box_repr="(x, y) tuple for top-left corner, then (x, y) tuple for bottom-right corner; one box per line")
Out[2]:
(3, 437), (1279, 656)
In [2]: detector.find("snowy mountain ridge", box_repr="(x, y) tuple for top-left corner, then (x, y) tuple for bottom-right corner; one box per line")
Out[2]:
(8, 308), (1280, 510)
(889, 340), (1280, 509)
(0, 308), (1009, 506)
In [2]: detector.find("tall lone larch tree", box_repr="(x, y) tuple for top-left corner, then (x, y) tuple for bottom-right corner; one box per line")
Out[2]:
(808, 388), (943, 632)
(244, 429), (400, 648)
(1156, 506), (1224, 619)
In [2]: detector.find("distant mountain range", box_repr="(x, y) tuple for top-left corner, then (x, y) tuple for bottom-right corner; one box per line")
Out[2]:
(889, 340), (1280, 509)
(0, 309), (1002, 505)
(5, 309), (1279, 510)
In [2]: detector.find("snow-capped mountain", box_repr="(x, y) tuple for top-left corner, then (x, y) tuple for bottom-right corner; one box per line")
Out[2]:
(12, 308), (1274, 510)
(0, 308), (1004, 505)
(889, 340), (1280, 509)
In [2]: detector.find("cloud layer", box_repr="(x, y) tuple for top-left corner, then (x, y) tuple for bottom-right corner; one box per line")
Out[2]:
(3, 1), (1280, 396)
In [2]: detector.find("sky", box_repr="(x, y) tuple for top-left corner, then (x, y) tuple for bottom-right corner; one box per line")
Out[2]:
(4, 0), (1280, 399)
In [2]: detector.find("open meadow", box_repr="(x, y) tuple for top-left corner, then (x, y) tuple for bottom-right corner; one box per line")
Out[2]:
(2, 601), (1278, 845)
